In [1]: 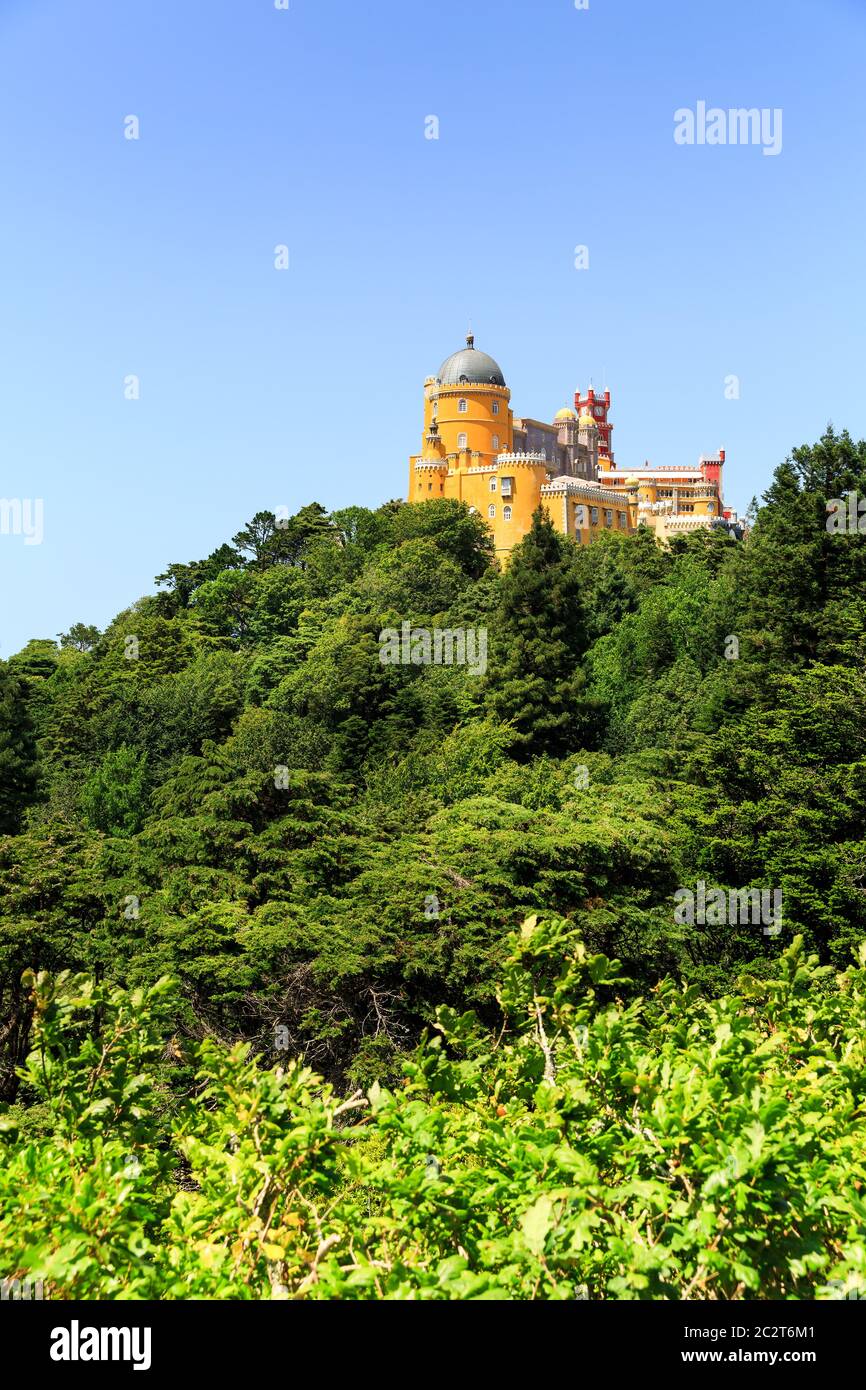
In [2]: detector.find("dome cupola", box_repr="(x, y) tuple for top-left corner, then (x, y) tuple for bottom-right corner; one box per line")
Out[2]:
(437, 333), (506, 387)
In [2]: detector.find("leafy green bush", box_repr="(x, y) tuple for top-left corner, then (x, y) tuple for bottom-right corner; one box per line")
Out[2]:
(3, 921), (866, 1300)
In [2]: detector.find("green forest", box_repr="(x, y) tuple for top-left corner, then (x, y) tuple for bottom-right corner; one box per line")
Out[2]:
(2, 426), (866, 1300)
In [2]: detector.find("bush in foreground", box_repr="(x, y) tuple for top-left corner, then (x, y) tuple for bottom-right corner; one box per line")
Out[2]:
(2, 920), (865, 1300)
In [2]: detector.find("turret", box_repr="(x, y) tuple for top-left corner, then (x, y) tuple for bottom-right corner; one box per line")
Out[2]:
(577, 410), (599, 475)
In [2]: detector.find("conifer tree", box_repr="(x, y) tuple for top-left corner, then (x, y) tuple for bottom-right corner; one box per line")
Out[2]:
(484, 509), (600, 756)
(733, 428), (866, 671)
(0, 661), (38, 833)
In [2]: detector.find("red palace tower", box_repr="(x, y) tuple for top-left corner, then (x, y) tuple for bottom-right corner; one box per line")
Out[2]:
(574, 384), (614, 463)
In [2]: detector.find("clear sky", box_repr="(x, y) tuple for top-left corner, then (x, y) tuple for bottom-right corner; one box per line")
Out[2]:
(1, 0), (865, 656)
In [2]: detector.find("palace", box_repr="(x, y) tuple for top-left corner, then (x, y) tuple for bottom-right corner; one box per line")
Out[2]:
(597, 452), (727, 539)
(407, 335), (729, 555)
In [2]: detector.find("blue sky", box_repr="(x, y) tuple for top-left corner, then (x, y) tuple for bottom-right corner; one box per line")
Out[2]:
(1, 0), (865, 655)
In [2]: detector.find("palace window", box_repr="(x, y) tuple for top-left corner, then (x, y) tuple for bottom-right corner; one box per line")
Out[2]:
(458, 433), (467, 449)
(432, 400), (438, 415)
(618, 511), (627, 528)
(503, 505), (512, 521)
(489, 476), (497, 492)
(707, 502), (715, 513)
(492, 434), (500, 450)
(575, 504), (587, 527)
(488, 504), (496, 518)
(492, 401), (500, 415)
(604, 509), (613, 528)
(458, 399), (468, 413)
(590, 507), (599, 525)
(500, 476), (513, 496)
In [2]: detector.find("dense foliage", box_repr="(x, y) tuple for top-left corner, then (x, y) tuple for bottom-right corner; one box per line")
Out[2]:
(2, 925), (865, 1299)
(2, 424), (866, 1298)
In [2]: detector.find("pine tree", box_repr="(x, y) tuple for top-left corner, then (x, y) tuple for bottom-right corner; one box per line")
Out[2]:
(80, 745), (149, 837)
(734, 428), (866, 672)
(484, 509), (600, 756)
(0, 661), (38, 833)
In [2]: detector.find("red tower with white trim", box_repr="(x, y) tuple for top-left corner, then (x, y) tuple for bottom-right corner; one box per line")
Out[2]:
(700, 448), (725, 490)
(574, 385), (614, 462)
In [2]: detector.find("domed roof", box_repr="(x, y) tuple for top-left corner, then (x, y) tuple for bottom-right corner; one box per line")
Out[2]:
(578, 410), (596, 427)
(554, 407), (576, 421)
(437, 334), (506, 387)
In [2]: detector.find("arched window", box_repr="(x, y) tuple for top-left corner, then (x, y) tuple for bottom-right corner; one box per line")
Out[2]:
(432, 400), (438, 415)
(492, 401), (500, 415)
(458, 399), (468, 413)
(489, 476), (497, 492)
(458, 432), (468, 449)
(503, 505), (512, 521)
(488, 504), (496, 519)
(492, 434), (500, 450)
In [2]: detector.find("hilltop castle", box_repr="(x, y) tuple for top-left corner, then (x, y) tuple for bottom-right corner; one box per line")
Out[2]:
(408, 336), (728, 555)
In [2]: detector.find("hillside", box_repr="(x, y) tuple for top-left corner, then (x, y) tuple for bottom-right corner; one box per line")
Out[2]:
(2, 424), (866, 1299)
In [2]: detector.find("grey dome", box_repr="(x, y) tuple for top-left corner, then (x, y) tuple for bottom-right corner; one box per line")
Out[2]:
(437, 335), (506, 387)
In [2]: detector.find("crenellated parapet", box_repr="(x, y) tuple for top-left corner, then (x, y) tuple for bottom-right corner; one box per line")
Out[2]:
(494, 451), (548, 466)
(541, 477), (626, 506)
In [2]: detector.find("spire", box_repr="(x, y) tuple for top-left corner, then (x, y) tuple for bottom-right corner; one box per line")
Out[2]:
(466, 328), (475, 349)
